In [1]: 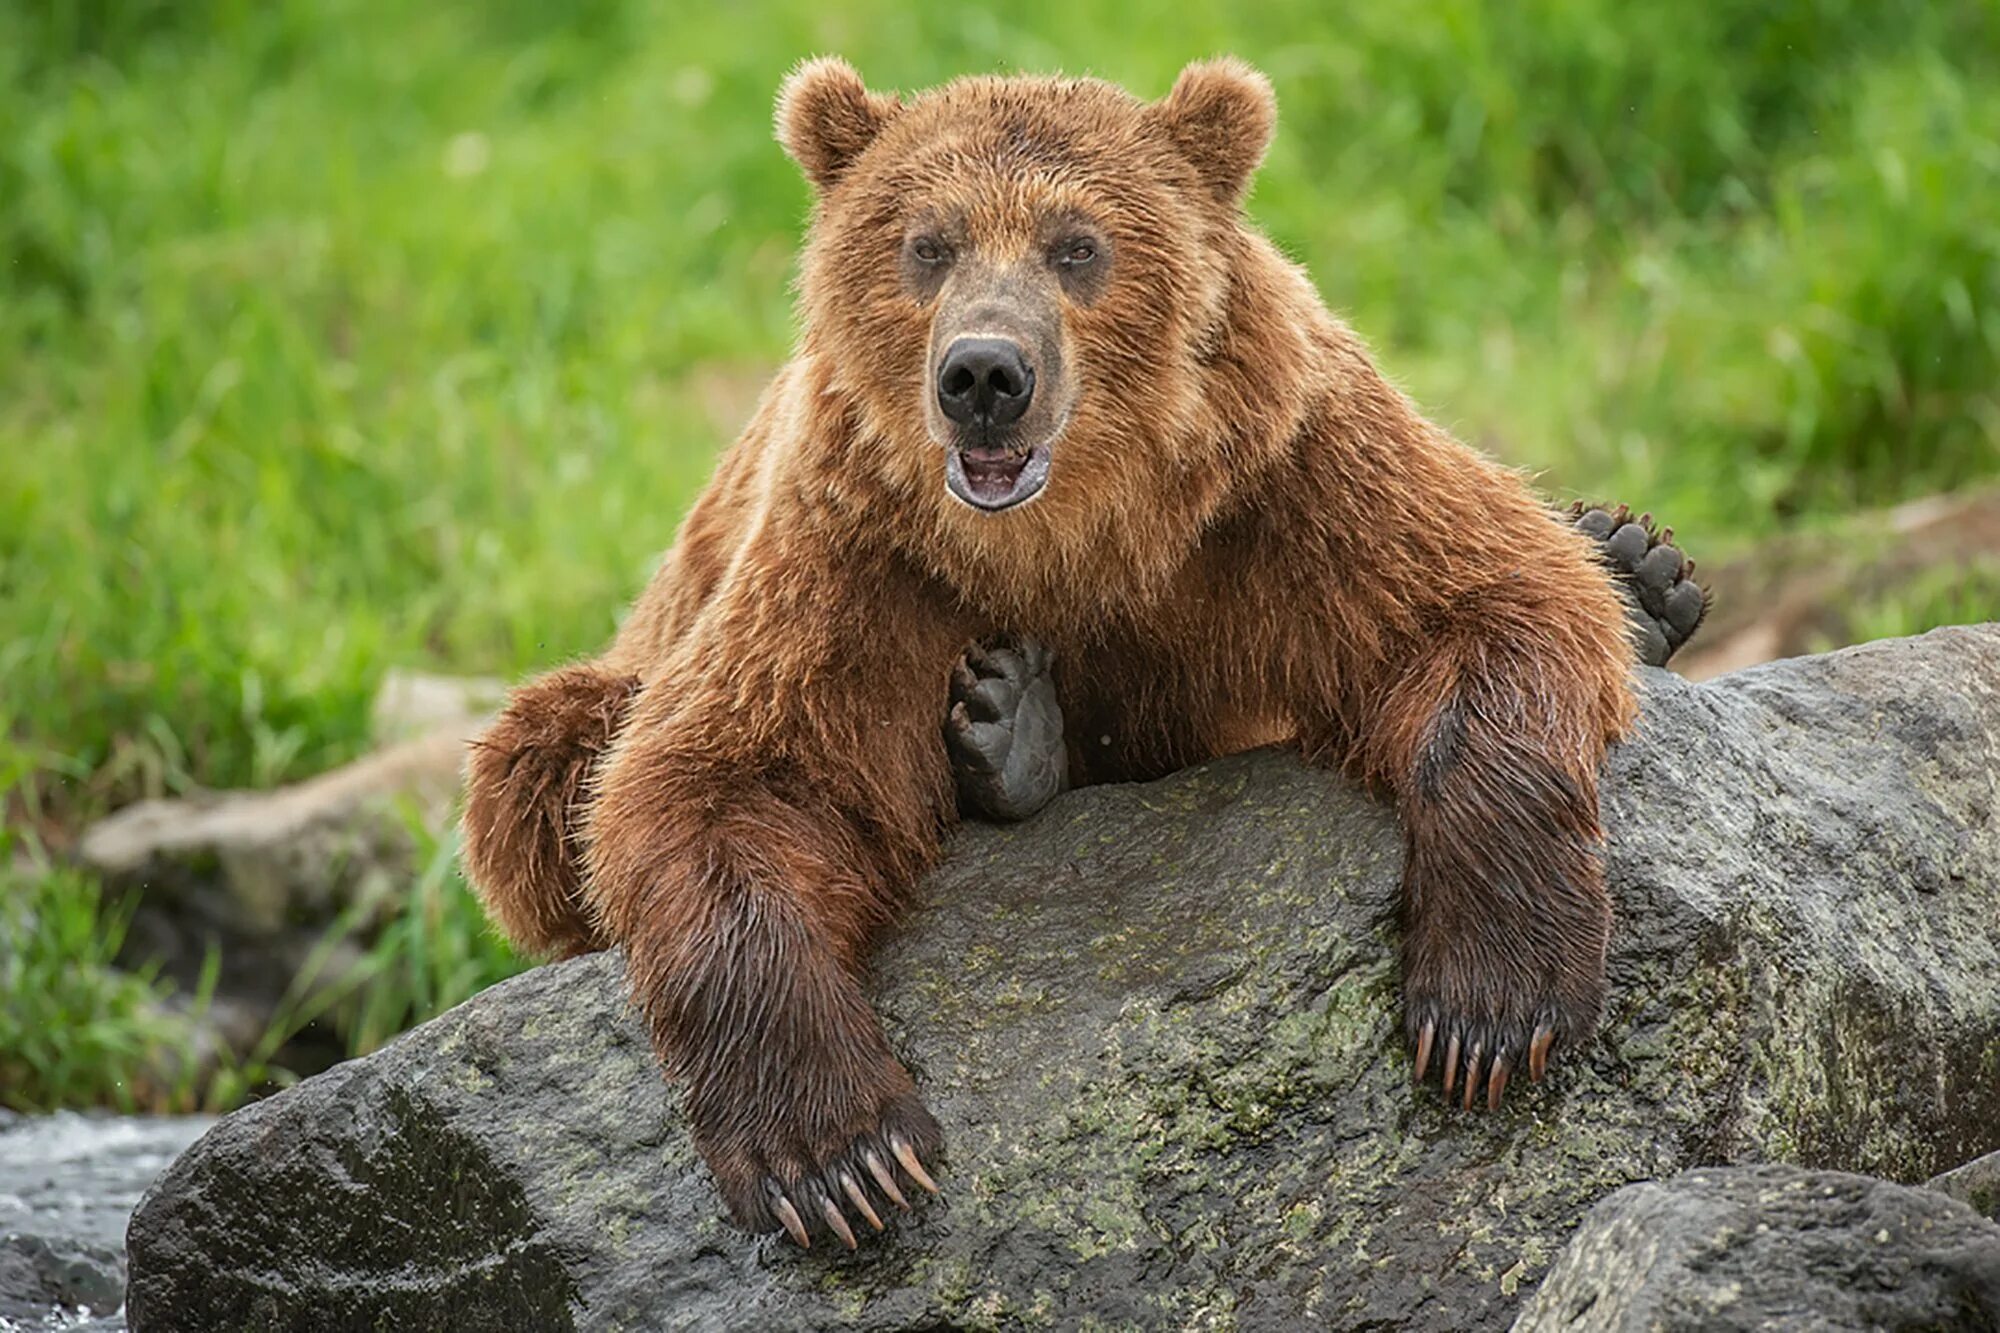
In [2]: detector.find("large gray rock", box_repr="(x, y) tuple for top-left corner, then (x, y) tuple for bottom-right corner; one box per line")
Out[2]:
(125, 627), (2000, 1331)
(1512, 1165), (2000, 1331)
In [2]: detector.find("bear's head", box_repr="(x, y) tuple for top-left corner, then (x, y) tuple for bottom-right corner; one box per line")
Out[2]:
(776, 58), (1319, 596)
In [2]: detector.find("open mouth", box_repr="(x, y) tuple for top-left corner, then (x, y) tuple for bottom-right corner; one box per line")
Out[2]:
(945, 442), (1051, 513)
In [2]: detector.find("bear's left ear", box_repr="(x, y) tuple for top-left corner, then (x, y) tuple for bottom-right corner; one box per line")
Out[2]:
(776, 56), (902, 193)
(1143, 58), (1277, 205)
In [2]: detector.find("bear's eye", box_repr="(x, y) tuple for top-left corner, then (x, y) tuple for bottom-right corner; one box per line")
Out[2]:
(911, 237), (949, 266)
(1056, 239), (1097, 268)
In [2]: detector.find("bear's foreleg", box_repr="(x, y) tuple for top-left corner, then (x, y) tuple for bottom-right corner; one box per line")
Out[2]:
(586, 756), (943, 1245)
(580, 548), (964, 1248)
(942, 505), (1709, 825)
(1353, 603), (1632, 1111)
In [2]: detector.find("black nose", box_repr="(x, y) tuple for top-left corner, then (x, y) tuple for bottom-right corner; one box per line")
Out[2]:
(937, 337), (1034, 429)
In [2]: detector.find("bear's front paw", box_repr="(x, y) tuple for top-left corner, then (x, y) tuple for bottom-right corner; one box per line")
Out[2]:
(695, 1065), (943, 1251)
(946, 634), (1067, 822)
(1402, 902), (1608, 1111)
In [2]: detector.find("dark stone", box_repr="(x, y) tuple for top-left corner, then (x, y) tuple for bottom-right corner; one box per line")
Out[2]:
(1931, 1150), (2000, 1224)
(1513, 1165), (2000, 1331)
(126, 627), (2000, 1331)
(0, 1234), (125, 1323)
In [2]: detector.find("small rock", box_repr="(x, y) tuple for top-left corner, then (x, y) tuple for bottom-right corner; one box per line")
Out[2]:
(76, 729), (474, 1043)
(0, 1234), (125, 1322)
(1513, 1164), (2000, 1332)
(369, 670), (503, 745)
(1931, 1149), (2000, 1223)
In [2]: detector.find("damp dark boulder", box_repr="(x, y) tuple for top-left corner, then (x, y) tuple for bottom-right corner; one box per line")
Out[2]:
(1513, 1165), (2000, 1331)
(125, 627), (2000, 1332)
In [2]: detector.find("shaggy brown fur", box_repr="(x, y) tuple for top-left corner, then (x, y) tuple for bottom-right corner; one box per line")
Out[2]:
(461, 58), (1636, 1246)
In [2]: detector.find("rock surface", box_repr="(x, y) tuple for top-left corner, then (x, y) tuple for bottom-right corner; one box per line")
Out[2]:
(125, 627), (2000, 1331)
(1512, 1164), (2000, 1331)
(0, 1112), (213, 1331)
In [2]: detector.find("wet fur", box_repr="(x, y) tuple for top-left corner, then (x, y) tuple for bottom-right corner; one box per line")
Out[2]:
(462, 58), (1635, 1237)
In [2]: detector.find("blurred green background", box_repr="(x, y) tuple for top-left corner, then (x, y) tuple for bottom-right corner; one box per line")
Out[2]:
(4, 0), (1998, 1109)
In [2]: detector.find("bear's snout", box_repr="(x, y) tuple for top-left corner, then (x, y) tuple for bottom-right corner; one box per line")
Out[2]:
(937, 337), (1035, 432)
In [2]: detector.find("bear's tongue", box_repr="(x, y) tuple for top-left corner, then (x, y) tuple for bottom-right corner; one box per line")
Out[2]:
(958, 448), (1029, 502)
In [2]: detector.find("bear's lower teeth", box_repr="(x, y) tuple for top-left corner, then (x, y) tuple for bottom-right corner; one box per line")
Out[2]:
(947, 442), (1049, 511)
(962, 454), (1026, 482)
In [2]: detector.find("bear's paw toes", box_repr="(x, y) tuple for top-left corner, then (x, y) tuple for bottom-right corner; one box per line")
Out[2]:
(1567, 501), (1712, 668)
(1411, 1013), (1557, 1112)
(1404, 960), (1602, 1112)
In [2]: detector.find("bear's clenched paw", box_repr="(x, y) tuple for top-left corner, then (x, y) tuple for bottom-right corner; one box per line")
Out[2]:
(1568, 501), (1711, 668)
(708, 1084), (943, 1251)
(946, 634), (1068, 823)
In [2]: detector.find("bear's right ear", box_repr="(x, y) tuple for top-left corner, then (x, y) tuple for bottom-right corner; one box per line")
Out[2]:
(1143, 58), (1277, 205)
(775, 57), (901, 193)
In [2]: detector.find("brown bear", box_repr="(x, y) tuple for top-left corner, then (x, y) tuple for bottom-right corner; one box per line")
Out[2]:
(461, 57), (1708, 1251)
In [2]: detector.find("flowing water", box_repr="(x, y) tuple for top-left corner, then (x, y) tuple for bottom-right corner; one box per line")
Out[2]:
(0, 1112), (214, 1333)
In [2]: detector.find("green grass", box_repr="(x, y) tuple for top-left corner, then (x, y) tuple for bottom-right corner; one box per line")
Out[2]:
(0, 820), (520, 1112)
(0, 847), (198, 1111)
(2, 0), (1997, 1107)
(1840, 557), (2000, 651)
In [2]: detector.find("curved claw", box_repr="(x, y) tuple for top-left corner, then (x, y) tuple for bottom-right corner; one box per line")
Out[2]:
(1529, 1025), (1555, 1083)
(839, 1171), (884, 1232)
(1487, 1056), (1512, 1110)
(771, 1192), (810, 1249)
(1461, 1040), (1485, 1111)
(1442, 1032), (1461, 1101)
(892, 1134), (939, 1195)
(865, 1149), (910, 1210)
(1414, 1019), (1436, 1084)
(821, 1195), (857, 1251)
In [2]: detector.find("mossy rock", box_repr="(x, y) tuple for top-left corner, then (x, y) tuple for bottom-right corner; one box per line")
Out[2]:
(126, 627), (2000, 1332)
